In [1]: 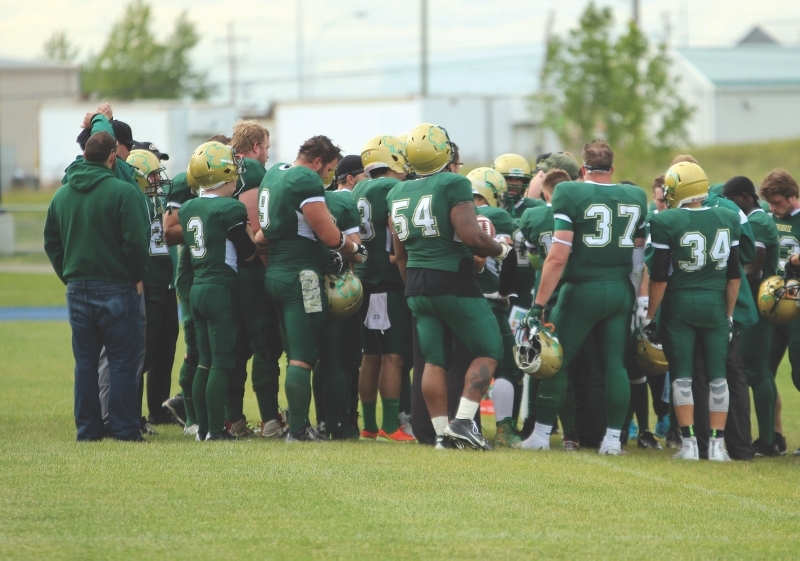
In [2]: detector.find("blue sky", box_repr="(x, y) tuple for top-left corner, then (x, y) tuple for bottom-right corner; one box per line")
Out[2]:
(3, 0), (800, 110)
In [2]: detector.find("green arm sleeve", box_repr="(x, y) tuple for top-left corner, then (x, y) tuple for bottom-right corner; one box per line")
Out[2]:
(90, 114), (114, 137)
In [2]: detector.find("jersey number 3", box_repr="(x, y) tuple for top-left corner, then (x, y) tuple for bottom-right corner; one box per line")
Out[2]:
(187, 217), (207, 258)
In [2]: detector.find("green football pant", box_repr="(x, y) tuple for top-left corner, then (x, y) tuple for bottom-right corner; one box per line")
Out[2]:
(407, 294), (503, 368)
(660, 290), (728, 382)
(741, 316), (776, 444)
(536, 279), (633, 430)
(769, 318), (800, 392)
(191, 283), (240, 434)
(177, 279), (197, 427)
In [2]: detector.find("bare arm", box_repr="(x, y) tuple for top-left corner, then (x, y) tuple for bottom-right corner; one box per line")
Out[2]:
(302, 201), (363, 257)
(726, 279), (740, 318)
(450, 202), (503, 258)
(645, 281), (667, 321)
(163, 210), (184, 246)
(238, 189), (262, 241)
(341, 232), (364, 263)
(533, 231), (573, 309)
(639, 267), (650, 298)
(390, 225), (408, 283)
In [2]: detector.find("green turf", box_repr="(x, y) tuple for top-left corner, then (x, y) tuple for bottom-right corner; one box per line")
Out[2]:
(2, 321), (800, 558)
(0, 273), (66, 307)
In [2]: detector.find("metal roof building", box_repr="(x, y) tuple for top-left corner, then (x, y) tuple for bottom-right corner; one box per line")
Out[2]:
(673, 46), (800, 145)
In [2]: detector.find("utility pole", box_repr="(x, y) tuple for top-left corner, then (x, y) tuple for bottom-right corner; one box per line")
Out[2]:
(217, 23), (246, 107)
(296, 0), (305, 99)
(420, 0), (428, 97)
(632, 0), (640, 24)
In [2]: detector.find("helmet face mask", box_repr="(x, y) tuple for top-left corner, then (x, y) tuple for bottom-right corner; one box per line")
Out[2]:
(513, 324), (563, 379)
(758, 275), (800, 323)
(634, 325), (669, 376)
(127, 149), (171, 197)
(188, 141), (240, 191)
(493, 154), (532, 203)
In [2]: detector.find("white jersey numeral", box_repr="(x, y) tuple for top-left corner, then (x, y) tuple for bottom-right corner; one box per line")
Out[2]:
(678, 229), (731, 272)
(412, 195), (439, 237)
(357, 198), (375, 241)
(391, 200), (410, 241)
(618, 205), (641, 247)
(779, 236), (800, 271)
(583, 204), (612, 246)
(187, 217), (206, 258)
(258, 189), (270, 229)
(149, 219), (168, 256)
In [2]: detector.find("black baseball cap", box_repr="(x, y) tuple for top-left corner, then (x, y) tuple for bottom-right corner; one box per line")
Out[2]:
(335, 155), (365, 182)
(111, 120), (136, 150)
(722, 176), (758, 203)
(132, 141), (169, 161)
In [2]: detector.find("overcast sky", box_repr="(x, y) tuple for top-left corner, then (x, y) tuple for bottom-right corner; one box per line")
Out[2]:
(3, 0), (800, 110)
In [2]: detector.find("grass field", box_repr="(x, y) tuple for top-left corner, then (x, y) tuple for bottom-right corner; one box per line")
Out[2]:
(2, 275), (800, 558)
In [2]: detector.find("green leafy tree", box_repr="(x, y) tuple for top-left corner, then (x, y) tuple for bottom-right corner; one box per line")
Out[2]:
(42, 31), (78, 63)
(81, 0), (212, 100)
(538, 3), (693, 153)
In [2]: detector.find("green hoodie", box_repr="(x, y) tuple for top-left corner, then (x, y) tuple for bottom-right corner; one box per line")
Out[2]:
(44, 160), (149, 284)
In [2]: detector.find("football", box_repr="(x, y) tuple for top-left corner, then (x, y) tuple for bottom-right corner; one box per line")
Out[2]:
(477, 214), (496, 238)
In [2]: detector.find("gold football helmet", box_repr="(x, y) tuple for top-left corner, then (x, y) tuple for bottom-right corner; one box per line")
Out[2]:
(325, 270), (364, 319)
(514, 323), (563, 379)
(126, 149), (170, 196)
(187, 141), (241, 190)
(758, 276), (800, 323)
(186, 168), (200, 193)
(361, 135), (412, 175)
(493, 154), (532, 180)
(664, 162), (709, 209)
(404, 123), (453, 175)
(634, 324), (669, 376)
(468, 167), (508, 208)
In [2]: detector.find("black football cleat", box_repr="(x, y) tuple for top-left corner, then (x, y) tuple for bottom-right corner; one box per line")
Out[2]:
(637, 430), (663, 450)
(753, 438), (780, 458)
(206, 431), (236, 441)
(443, 419), (493, 451)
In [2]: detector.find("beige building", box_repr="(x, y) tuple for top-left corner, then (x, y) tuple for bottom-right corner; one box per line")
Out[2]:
(0, 58), (80, 190)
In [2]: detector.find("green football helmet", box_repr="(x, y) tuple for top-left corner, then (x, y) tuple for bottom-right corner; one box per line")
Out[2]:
(187, 141), (241, 190)
(361, 135), (412, 175)
(468, 167), (508, 208)
(664, 162), (709, 208)
(404, 123), (453, 176)
(325, 270), (364, 319)
(126, 149), (171, 196)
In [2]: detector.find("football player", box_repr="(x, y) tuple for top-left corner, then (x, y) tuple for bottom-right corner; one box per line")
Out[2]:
(521, 140), (647, 456)
(643, 162), (741, 461)
(258, 135), (367, 442)
(226, 120), (286, 439)
(314, 156), (366, 439)
(352, 139), (416, 442)
(470, 167), (522, 448)
(723, 176), (780, 456)
(179, 141), (261, 441)
(760, 169), (800, 456)
(388, 123), (511, 450)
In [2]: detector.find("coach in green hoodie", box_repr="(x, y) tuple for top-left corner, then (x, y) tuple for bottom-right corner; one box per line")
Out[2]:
(45, 132), (149, 441)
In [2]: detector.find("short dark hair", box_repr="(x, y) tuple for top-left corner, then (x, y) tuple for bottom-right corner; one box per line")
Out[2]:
(671, 154), (698, 166)
(582, 140), (614, 171)
(652, 174), (665, 191)
(542, 169), (570, 193)
(369, 167), (390, 179)
(84, 132), (117, 163)
(298, 135), (342, 164)
(207, 134), (232, 144)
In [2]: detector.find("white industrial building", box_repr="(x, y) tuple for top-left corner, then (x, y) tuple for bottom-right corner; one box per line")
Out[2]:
(39, 101), (237, 186)
(673, 45), (800, 146)
(271, 96), (558, 165)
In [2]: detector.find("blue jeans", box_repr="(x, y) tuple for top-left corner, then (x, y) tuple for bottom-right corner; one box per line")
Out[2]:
(67, 281), (142, 441)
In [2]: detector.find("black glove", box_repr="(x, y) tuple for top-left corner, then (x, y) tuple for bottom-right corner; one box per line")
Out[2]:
(521, 304), (544, 330)
(353, 243), (368, 262)
(328, 251), (345, 275)
(785, 256), (800, 279)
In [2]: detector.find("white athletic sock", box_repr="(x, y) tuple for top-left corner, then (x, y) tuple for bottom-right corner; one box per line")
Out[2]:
(522, 422), (552, 448)
(432, 416), (448, 436)
(492, 378), (514, 421)
(602, 428), (622, 448)
(455, 398), (480, 420)
(533, 422), (552, 439)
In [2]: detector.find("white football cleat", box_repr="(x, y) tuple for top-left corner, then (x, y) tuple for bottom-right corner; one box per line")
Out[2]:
(708, 439), (731, 462)
(184, 424), (199, 437)
(672, 436), (699, 460)
(598, 442), (624, 455)
(521, 434), (550, 450)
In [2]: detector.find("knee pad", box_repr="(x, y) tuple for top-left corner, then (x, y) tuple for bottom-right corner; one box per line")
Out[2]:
(672, 377), (694, 407)
(709, 378), (730, 413)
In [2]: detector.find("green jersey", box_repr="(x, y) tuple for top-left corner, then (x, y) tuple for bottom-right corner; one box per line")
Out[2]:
(704, 192), (755, 264)
(771, 209), (800, 274)
(236, 157), (267, 196)
(167, 173), (197, 290)
(746, 208), (779, 291)
(519, 204), (554, 270)
(325, 190), (361, 235)
(142, 193), (173, 290)
(552, 181), (647, 283)
(649, 207), (741, 294)
(178, 194), (247, 288)
(507, 197), (545, 221)
(387, 172), (474, 273)
(259, 164), (329, 280)
(476, 205), (514, 306)
(352, 176), (403, 289)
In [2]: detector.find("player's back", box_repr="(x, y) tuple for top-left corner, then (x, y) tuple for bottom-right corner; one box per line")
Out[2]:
(650, 206), (741, 294)
(553, 181), (647, 283)
(353, 176), (403, 288)
(388, 172), (473, 273)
